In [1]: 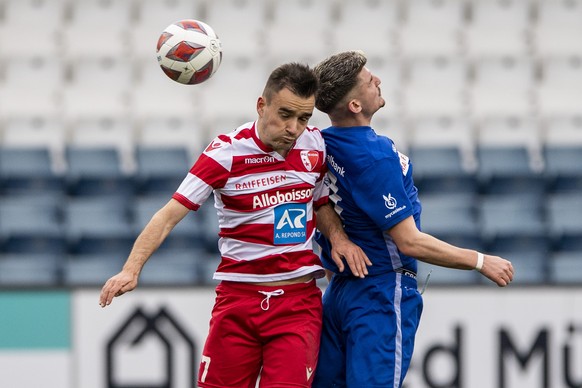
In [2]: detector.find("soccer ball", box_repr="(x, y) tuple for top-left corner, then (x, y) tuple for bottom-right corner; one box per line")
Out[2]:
(156, 19), (222, 85)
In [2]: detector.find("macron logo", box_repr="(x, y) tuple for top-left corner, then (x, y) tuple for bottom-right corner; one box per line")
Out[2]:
(327, 155), (345, 177)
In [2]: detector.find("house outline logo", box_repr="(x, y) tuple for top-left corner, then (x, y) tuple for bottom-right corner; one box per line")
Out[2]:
(106, 306), (197, 388)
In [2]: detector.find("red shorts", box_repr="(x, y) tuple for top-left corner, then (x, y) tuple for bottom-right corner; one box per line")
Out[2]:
(198, 279), (323, 388)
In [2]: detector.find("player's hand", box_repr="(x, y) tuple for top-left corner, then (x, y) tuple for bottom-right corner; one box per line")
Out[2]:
(330, 238), (372, 278)
(99, 271), (138, 307)
(479, 254), (514, 287)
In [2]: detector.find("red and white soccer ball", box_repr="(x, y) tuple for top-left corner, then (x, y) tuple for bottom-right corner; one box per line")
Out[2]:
(156, 19), (222, 85)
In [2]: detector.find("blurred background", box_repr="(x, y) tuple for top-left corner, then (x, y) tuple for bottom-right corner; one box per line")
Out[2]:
(0, 1), (581, 387)
(0, 0), (581, 287)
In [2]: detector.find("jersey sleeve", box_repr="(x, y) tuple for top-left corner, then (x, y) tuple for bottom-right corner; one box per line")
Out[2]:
(172, 136), (232, 211)
(351, 155), (413, 231)
(312, 131), (329, 209)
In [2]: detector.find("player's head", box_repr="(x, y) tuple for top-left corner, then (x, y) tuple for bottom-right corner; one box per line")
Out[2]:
(257, 63), (318, 156)
(315, 51), (384, 121)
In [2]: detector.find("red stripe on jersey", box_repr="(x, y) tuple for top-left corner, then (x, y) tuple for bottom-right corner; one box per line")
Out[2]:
(190, 153), (229, 189)
(221, 183), (315, 212)
(216, 250), (321, 275)
(172, 192), (200, 211)
(220, 219), (315, 245)
(314, 196), (328, 209)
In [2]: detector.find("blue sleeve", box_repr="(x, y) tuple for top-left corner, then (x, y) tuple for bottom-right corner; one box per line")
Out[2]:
(351, 156), (414, 231)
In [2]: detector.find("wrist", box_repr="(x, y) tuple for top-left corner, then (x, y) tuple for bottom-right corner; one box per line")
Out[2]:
(475, 252), (484, 272)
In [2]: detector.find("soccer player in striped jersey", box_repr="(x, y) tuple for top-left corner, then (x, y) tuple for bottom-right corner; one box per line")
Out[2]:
(312, 51), (515, 388)
(99, 62), (369, 388)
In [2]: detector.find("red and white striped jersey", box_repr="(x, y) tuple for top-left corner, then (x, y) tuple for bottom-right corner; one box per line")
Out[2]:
(172, 121), (328, 283)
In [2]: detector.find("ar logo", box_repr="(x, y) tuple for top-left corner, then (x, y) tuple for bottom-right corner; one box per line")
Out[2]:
(106, 307), (197, 388)
(274, 203), (307, 245)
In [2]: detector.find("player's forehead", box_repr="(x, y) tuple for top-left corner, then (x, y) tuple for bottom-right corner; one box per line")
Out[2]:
(270, 88), (315, 114)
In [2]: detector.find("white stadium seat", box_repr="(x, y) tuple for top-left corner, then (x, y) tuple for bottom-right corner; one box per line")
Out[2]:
(465, 0), (533, 58)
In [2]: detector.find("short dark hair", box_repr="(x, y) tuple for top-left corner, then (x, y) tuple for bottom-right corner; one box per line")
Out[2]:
(263, 62), (318, 102)
(314, 51), (367, 114)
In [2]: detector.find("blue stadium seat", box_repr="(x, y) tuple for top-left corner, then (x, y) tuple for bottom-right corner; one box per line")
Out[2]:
(419, 193), (480, 240)
(0, 253), (61, 286)
(65, 146), (133, 196)
(547, 193), (582, 252)
(478, 193), (547, 247)
(132, 194), (207, 252)
(0, 193), (66, 254)
(544, 145), (582, 193)
(476, 145), (545, 195)
(489, 249), (548, 285)
(139, 250), (203, 286)
(549, 252), (582, 284)
(63, 196), (134, 255)
(62, 254), (125, 286)
(0, 147), (64, 194)
(411, 147), (478, 194)
(135, 146), (190, 194)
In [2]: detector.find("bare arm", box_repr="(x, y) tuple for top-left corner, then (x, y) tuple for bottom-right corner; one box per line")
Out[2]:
(315, 203), (372, 278)
(99, 199), (190, 307)
(388, 216), (514, 287)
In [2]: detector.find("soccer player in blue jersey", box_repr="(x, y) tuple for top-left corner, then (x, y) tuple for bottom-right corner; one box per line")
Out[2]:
(312, 51), (515, 388)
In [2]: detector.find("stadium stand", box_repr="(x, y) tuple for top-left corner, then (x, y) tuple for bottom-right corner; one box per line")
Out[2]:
(0, 0), (581, 286)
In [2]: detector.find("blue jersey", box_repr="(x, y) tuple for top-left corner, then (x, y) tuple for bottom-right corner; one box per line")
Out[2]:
(316, 125), (422, 276)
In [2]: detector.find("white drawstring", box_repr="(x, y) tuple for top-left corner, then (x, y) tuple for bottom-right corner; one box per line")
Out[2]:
(258, 289), (285, 311)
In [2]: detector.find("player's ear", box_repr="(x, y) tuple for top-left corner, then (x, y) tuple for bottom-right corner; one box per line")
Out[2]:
(348, 99), (362, 114)
(257, 96), (266, 116)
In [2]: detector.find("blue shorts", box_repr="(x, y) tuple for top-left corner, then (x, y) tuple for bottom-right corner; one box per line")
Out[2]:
(313, 271), (423, 388)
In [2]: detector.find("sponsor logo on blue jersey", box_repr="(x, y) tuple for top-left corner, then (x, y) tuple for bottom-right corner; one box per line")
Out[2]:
(383, 193), (407, 219)
(273, 203), (307, 244)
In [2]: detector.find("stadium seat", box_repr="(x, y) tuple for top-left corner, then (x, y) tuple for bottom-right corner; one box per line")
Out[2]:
(478, 193), (546, 246)
(265, 0), (335, 63)
(399, 0), (466, 58)
(200, 56), (268, 134)
(138, 250), (203, 286)
(537, 56), (582, 118)
(0, 193), (66, 254)
(547, 193), (582, 252)
(0, 147), (65, 197)
(409, 116), (477, 193)
(465, 0), (533, 58)
(542, 115), (582, 192)
(402, 57), (469, 118)
(65, 146), (133, 197)
(204, 0), (268, 59)
(1, 117), (67, 175)
(534, 0), (582, 57)
(63, 196), (135, 254)
(0, 57), (64, 120)
(418, 193), (479, 240)
(0, 254), (61, 286)
(476, 116), (544, 195)
(549, 251), (582, 284)
(62, 57), (132, 122)
(0, 0), (65, 58)
(62, 0), (133, 59)
(469, 56), (537, 120)
(132, 193), (206, 251)
(331, 0), (400, 60)
(489, 249), (547, 285)
(135, 146), (190, 194)
(62, 254), (126, 286)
